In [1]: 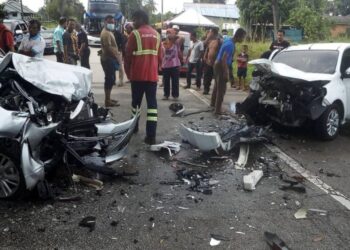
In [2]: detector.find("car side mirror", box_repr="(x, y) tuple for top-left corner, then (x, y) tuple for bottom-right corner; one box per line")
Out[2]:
(343, 67), (350, 79)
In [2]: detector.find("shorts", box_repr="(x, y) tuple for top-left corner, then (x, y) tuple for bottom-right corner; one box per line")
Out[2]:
(237, 68), (247, 78)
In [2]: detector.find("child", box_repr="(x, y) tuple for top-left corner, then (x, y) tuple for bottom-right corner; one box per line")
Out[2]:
(236, 45), (249, 90)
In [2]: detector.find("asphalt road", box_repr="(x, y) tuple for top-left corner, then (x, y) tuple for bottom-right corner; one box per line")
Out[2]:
(0, 49), (349, 249)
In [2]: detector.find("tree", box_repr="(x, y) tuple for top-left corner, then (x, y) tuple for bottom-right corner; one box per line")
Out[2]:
(327, 0), (350, 16)
(288, 0), (330, 41)
(43, 0), (85, 22)
(120, 0), (157, 19)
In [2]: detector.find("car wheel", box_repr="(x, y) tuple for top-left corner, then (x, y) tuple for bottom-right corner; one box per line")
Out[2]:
(316, 104), (341, 140)
(0, 152), (25, 199)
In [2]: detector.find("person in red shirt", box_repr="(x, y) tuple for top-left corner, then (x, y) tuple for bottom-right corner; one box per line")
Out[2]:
(0, 13), (14, 54)
(125, 10), (162, 145)
(236, 44), (249, 90)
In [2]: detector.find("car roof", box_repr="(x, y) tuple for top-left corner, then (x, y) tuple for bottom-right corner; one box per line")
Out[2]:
(284, 43), (350, 52)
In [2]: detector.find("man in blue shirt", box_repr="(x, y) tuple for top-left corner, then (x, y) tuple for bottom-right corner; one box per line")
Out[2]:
(53, 17), (67, 63)
(211, 28), (246, 115)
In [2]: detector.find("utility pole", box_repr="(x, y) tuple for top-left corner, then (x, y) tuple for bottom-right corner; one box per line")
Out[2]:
(161, 0), (163, 29)
(272, 0), (279, 38)
(20, 0), (24, 21)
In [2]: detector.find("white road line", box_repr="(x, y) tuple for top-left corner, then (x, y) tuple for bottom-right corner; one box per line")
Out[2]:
(187, 89), (211, 106)
(265, 144), (350, 210)
(187, 88), (350, 211)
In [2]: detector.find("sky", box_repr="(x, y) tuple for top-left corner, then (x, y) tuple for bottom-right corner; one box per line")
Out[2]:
(0, 0), (235, 14)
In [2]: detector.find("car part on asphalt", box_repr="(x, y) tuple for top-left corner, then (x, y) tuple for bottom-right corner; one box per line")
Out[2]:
(294, 208), (308, 219)
(179, 123), (268, 153)
(264, 231), (290, 250)
(79, 216), (96, 232)
(0, 53), (140, 199)
(279, 184), (306, 193)
(243, 170), (263, 191)
(72, 174), (103, 190)
(150, 141), (181, 157)
(235, 144), (250, 169)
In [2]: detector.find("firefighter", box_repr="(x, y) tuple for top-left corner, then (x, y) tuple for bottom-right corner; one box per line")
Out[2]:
(125, 10), (162, 145)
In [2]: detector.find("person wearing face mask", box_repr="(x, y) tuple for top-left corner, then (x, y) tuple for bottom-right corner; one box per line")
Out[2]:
(100, 15), (122, 107)
(18, 19), (45, 58)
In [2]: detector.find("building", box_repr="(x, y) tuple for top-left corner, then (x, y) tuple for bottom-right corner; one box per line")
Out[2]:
(328, 16), (350, 37)
(183, 3), (240, 31)
(3, 0), (35, 20)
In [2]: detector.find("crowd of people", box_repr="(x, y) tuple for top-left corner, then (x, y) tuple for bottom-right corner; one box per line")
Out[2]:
(0, 10), (290, 145)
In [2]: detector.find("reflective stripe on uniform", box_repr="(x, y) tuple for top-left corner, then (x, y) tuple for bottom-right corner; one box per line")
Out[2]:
(147, 116), (158, 122)
(132, 30), (160, 56)
(147, 108), (157, 122)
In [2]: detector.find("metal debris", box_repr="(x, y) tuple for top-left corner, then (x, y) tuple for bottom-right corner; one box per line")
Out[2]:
(79, 216), (96, 232)
(72, 174), (104, 190)
(294, 208), (308, 219)
(235, 144), (250, 169)
(264, 231), (290, 250)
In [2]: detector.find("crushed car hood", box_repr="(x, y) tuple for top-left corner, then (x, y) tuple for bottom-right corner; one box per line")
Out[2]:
(249, 59), (333, 83)
(0, 53), (92, 101)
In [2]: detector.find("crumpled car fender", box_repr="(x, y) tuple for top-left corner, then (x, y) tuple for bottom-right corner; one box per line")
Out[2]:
(21, 140), (45, 190)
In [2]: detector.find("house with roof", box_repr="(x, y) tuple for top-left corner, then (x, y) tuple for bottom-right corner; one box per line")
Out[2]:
(183, 3), (240, 32)
(3, 0), (35, 21)
(328, 16), (350, 37)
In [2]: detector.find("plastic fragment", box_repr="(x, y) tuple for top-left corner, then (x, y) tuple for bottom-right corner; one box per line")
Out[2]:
(243, 170), (263, 191)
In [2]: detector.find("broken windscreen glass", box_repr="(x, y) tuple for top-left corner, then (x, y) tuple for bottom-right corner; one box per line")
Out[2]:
(272, 50), (339, 74)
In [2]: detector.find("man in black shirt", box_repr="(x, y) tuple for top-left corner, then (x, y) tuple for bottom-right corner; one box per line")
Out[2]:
(270, 29), (290, 51)
(76, 23), (90, 69)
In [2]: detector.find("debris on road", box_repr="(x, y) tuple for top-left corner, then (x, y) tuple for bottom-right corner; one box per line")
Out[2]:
(235, 144), (250, 169)
(169, 103), (212, 117)
(56, 195), (82, 202)
(264, 231), (290, 250)
(294, 208), (308, 219)
(243, 170), (263, 191)
(210, 237), (221, 246)
(280, 184), (306, 193)
(79, 216), (96, 232)
(72, 174), (103, 190)
(150, 141), (181, 157)
(174, 159), (208, 168)
(312, 235), (325, 242)
(180, 122), (268, 153)
(176, 169), (213, 195)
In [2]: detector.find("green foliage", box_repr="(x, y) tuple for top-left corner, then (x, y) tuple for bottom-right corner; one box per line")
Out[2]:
(288, 0), (330, 41)
(121, 0), (157, 19)
(43, 0), (85, 22)
(327, 0), (350, 16)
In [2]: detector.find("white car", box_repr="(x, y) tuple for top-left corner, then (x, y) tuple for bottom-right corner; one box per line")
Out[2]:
(238, 43), (350, 140)
(87, 35), (101, 47)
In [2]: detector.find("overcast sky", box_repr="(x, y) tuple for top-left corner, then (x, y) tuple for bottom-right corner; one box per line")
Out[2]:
(0, 0), (235, 14)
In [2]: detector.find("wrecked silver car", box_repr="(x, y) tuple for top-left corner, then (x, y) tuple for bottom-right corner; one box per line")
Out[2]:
(0, 53), (139, 199)
(237, 43), (350, 140)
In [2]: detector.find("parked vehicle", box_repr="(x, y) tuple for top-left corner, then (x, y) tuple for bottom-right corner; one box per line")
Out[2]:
(85, 0), (122, 47)
(238, 43), (350, 140)
(0, 53), (139, 199)
(3, 19), (28, 49)
(41, 29), (54, 55)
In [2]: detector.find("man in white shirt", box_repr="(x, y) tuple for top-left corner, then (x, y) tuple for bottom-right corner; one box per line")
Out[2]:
(18, 19), (46, 58)
(185, 31), (204, 90)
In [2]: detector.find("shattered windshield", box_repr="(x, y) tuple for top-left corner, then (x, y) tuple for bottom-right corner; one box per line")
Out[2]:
(272, 50), (339, 74)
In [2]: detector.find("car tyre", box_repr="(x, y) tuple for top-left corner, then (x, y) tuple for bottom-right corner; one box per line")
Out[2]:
(315, 104), (341, 140)
(0, 151), (26, 199)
